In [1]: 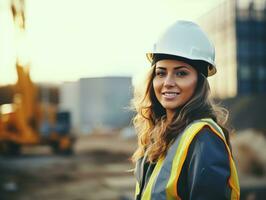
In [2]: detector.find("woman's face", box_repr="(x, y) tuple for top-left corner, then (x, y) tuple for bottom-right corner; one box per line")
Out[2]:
(152, 59), (198, 113)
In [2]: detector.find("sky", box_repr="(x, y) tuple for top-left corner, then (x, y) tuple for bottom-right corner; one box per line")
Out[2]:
(0, 0), (226, 85)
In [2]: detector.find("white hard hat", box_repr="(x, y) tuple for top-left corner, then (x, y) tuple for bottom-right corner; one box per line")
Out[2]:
(147, 20), (216, 76)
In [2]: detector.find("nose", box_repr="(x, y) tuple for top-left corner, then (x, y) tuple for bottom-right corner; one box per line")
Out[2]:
(164, 74), (176, 87)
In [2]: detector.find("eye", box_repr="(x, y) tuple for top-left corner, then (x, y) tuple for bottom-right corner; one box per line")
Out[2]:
(155, 70), (166, 77)
(176, 71), (188, 76)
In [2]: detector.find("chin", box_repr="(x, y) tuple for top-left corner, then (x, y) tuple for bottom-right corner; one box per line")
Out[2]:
(163, 104), (180, 110)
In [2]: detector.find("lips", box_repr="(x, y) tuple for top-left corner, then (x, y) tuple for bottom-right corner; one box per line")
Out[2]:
(162, 92), (180, 99)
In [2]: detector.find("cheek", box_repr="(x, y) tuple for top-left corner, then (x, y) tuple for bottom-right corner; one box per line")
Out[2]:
(182, 77), (198, 95)
(152, 79), (161, 97)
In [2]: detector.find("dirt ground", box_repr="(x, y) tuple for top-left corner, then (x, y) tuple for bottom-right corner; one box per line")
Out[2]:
(0, 133), (137, 200)
(1, 131), (266, 200)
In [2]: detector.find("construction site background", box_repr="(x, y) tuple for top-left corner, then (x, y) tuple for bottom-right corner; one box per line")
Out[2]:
(1, 0), (266, 200)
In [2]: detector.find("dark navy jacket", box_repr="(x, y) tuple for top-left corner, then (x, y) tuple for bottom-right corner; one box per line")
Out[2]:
(136, 126), (231, 200)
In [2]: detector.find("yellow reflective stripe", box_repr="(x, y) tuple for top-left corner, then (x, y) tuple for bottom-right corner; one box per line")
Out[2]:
(230, 161), (240, 200)
(141, 157), (164, 200)
(135, 181), (140, 198)
(166, 122), (205, 199)
(201, 118), (225, 138)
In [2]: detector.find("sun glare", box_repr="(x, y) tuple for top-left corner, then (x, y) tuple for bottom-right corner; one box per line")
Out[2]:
(0, 0), (226, 85)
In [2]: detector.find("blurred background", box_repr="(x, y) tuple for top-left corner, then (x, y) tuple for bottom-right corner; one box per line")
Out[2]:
(0, 0), (265, 199)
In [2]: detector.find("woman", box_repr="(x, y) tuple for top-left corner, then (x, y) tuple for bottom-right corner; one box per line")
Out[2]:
(131, 21), (240, 200)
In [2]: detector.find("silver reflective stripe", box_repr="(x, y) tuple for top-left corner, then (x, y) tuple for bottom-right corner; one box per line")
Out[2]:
(134, 156), (147, 200)
(150, 120), (198, 199)
(151, 133), (183, 199)
(135, 157), (143, 185)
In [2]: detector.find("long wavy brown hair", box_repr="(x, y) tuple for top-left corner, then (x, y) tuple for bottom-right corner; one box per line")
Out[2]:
(131, 65), (230, 163)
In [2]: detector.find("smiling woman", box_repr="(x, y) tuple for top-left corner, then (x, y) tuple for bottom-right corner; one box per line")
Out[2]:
(131, 20), (240, 200)
(153, 59), (198, 121)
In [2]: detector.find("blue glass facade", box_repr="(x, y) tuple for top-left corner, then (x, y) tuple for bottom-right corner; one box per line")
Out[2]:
(236, 2), (266, 95)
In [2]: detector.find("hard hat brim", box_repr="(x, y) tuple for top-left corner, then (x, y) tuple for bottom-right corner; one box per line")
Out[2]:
(146, 53), (216, 77)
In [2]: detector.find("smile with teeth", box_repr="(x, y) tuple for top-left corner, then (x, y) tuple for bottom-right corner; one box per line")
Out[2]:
(162, 92), (179, 98)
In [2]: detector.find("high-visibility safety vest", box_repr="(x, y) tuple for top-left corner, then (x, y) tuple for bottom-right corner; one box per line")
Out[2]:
(134, 118), (240, 200)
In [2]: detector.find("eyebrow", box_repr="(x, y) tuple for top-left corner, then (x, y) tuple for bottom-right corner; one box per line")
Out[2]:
(155, 66), (189, 70)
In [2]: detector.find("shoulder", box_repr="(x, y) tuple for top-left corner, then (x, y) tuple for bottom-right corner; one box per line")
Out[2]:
(178, 127), (232, 199)
(193, 125), (226, 146)
(181, 126), (230, 187)
(187, 125), (229, 166)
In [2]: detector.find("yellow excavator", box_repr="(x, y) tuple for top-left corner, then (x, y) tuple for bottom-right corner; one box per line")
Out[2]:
(0, 0), (74, 155)
(0, 62), (74, 155)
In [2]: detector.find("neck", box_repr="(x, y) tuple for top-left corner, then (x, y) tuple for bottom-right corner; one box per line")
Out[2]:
(166, 108), (182, 124)
(166, 110), (175, 124)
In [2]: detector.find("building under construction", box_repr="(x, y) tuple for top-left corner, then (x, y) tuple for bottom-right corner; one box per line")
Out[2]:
(198, 0), (266, 98)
